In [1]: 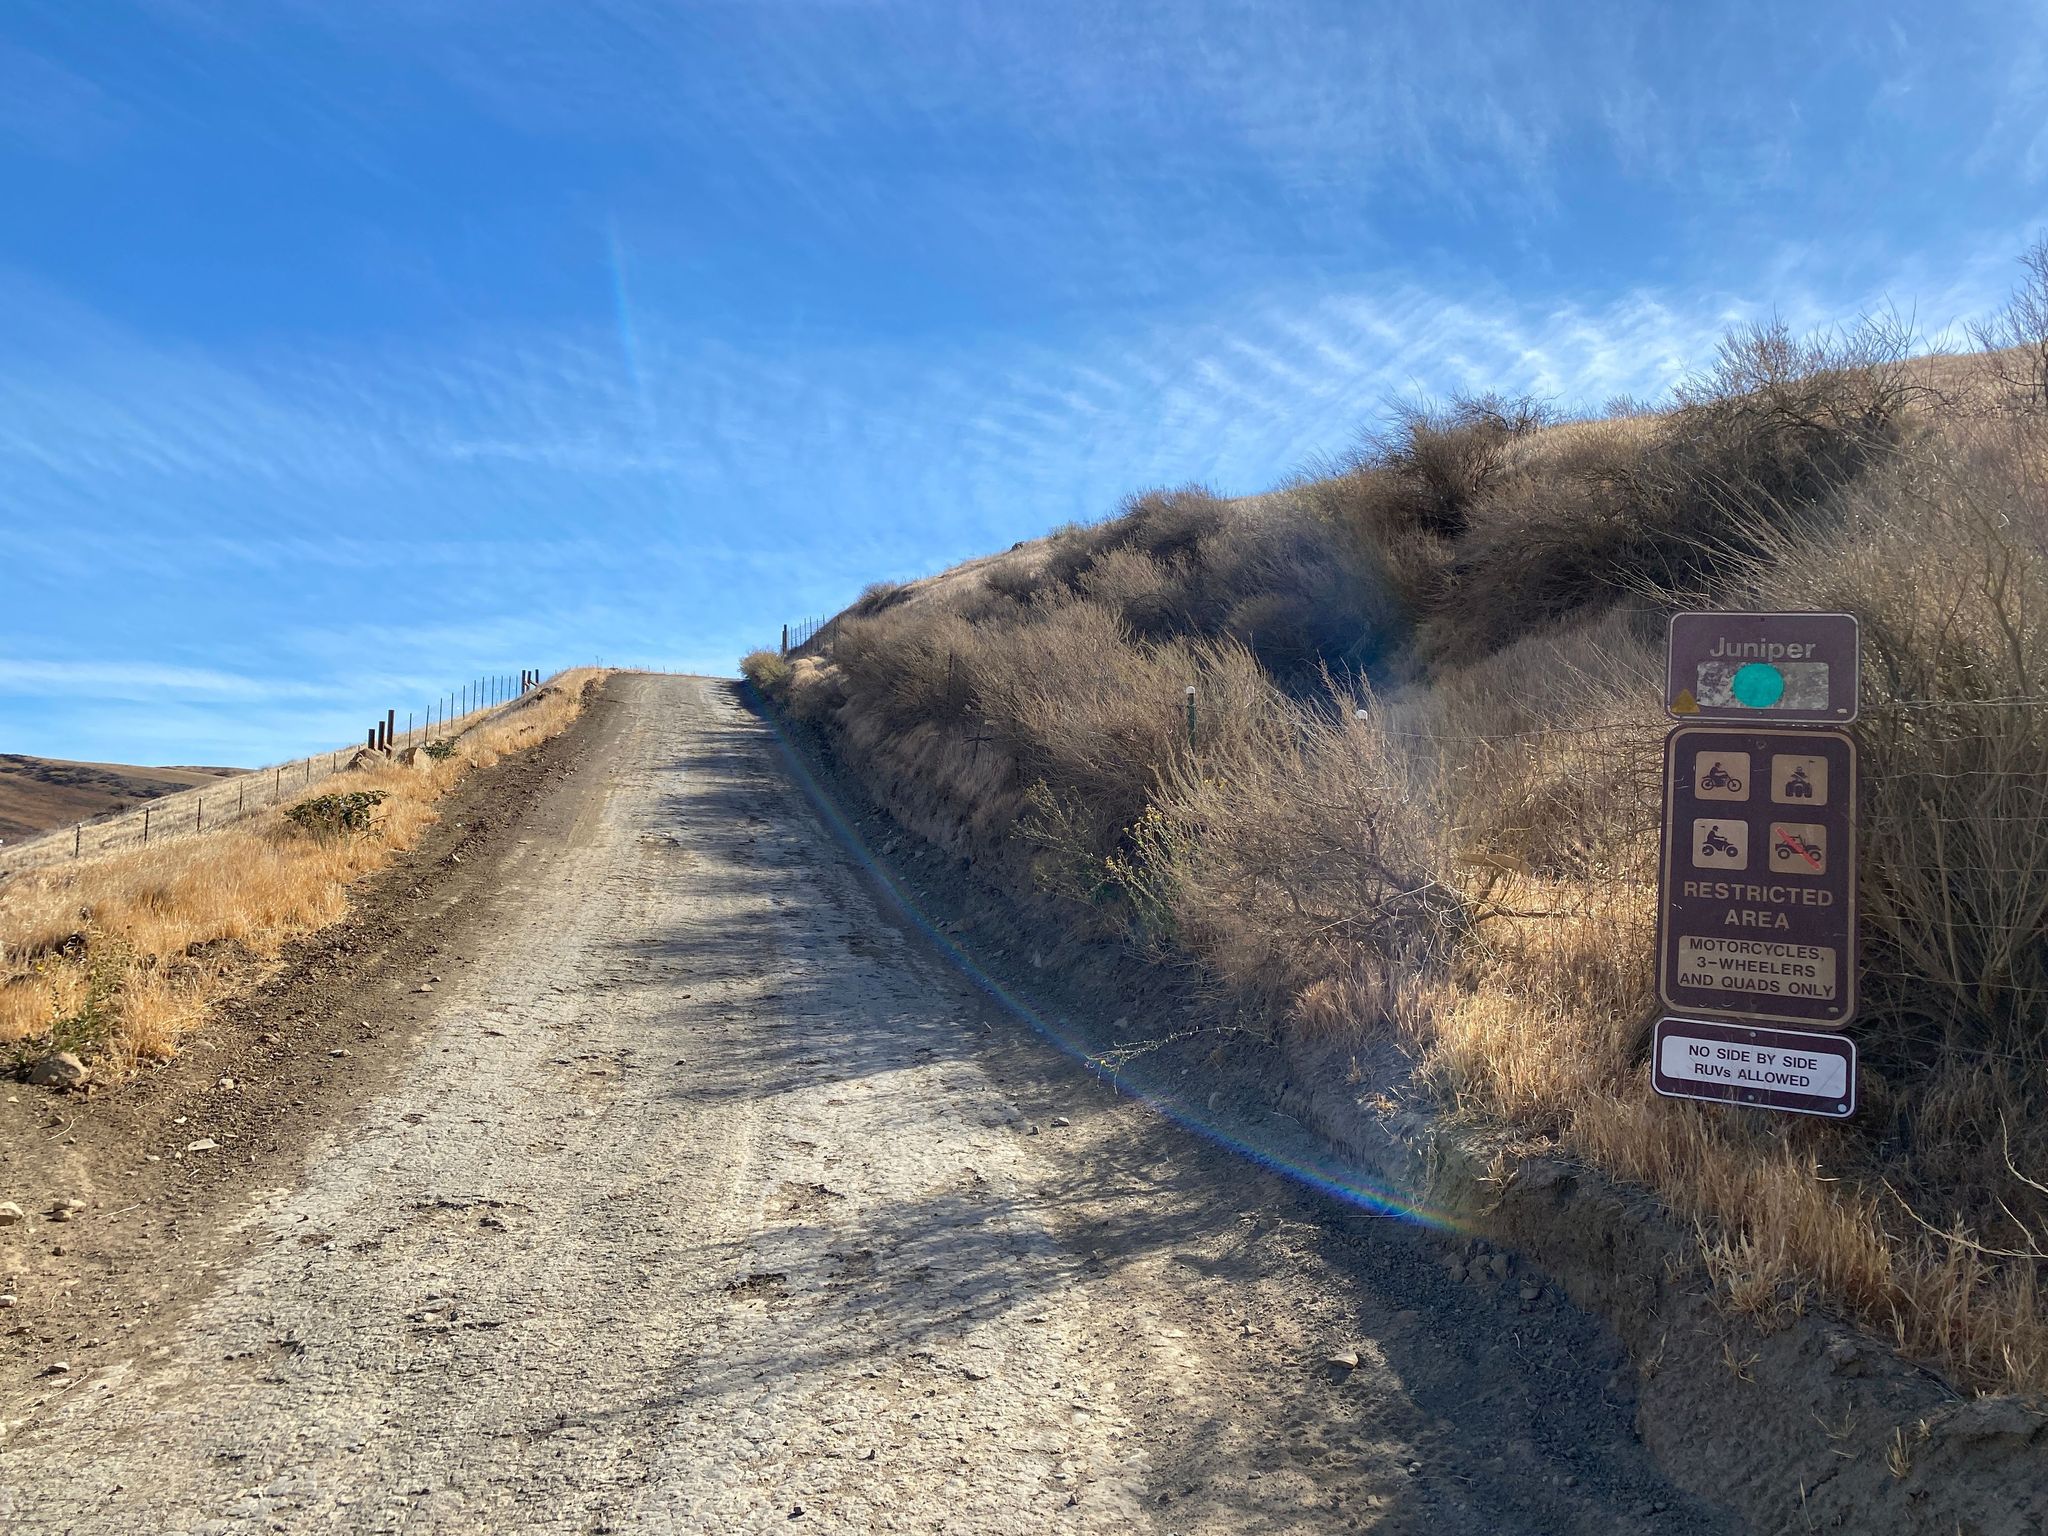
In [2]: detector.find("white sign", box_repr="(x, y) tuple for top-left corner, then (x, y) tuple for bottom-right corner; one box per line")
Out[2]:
(1657, 1032), (1848, 1099)
(1650, 1017), (1856, 1119)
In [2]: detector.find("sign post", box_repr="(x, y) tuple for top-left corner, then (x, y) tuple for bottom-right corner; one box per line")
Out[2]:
(1654, 612), (1861, 1117)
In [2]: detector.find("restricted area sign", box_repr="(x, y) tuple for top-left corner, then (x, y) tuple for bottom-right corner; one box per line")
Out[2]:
(1657, 725), (1857, 1027)
(1652, 1017), (1857, 1119)
(1667, 611), (1860, 723)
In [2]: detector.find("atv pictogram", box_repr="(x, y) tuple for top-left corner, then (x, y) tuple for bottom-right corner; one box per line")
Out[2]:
(1774, 830), (1824, 867)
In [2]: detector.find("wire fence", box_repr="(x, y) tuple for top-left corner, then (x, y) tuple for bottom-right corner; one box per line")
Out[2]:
(0, 668), (562, 882)
(780, 616), (835, 656)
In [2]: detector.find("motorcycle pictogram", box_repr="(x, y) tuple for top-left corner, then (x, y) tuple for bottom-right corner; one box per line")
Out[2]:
(1700, 826), (1741, 860)
(1699, 760), (1743, 793)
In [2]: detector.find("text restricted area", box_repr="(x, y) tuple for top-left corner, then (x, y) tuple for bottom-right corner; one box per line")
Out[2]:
(1652, 1017), (1857, 1118)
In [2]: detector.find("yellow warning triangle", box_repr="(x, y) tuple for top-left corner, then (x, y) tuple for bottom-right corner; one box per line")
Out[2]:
(1672, 688), (1700, 715)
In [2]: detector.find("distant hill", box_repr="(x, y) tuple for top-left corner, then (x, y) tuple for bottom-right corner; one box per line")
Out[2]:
(0, 756), (243, 843)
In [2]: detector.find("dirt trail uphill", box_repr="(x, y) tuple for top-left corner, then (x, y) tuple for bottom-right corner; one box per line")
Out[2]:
(0, 675), (1737, 1534)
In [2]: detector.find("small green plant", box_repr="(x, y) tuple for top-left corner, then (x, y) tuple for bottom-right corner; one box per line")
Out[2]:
(422, 739), (458, 760)
(284, 790), (387, 838)
(6, 937), (125, 1074)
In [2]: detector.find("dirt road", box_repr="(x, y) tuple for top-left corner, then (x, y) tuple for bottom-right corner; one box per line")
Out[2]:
(0, 674), (1735, 1533)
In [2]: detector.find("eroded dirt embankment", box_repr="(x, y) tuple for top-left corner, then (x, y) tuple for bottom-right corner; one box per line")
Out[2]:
(3, 674), (1731, 1534)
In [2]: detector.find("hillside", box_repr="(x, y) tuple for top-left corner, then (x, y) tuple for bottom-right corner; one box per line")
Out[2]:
(0, 756), (242, 843)
(745, 290), (2048, 1399)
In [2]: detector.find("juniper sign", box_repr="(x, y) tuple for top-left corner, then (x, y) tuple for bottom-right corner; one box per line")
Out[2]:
(1657, 724), (1857, 1027)
(1666, 610), (1860, 723)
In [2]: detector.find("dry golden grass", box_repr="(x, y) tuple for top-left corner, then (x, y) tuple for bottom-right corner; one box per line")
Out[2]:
(0, 671), (601, 1072)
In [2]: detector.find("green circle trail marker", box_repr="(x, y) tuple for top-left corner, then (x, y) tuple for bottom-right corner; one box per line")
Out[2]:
(1729, 662), (1787, 709)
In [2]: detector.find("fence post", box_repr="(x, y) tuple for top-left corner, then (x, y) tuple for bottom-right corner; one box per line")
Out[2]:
(1185, 685), (1197, 752)
(275, 767), (282, 802)
(73, 823), (80, 859)
(196, 797), (203, 833)
(143, 805), (151, 845)
(385, 709), (396, 750)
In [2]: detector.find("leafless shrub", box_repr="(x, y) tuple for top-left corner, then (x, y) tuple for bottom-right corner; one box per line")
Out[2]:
(981, 558), (1045, 604)
(739, 649), (792, 696)
(831, 608), (980, 730)
(1077, 545), (1185, 635)
(978, 600), (1269, 857)
(1420, 317), (1926, 666)
(850, 580), (912, 617)
(1125, 686), (1466, 1023)
(1969, 236), (2048, 416)
(1361, 392), (1555, 539)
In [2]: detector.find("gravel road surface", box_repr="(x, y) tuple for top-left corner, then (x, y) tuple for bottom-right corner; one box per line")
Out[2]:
(0, 674), (1735, 1533)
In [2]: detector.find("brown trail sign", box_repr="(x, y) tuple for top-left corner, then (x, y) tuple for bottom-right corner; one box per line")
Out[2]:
(1666, 610), (1859, 723)
(1656, 724), (1857, 1028)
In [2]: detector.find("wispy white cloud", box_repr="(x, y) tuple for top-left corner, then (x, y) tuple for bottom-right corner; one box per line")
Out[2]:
(0, 659), (319, 703)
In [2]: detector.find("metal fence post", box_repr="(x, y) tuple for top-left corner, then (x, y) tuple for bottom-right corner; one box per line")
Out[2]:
(143, 806), (151, 845)
(1185, 685), (1197, 752)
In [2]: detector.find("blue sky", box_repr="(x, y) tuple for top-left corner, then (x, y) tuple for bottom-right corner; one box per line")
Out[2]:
(1, 1), (2042, 765)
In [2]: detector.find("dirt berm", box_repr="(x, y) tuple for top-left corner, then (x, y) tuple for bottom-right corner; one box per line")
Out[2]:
(754, 679), (2048, 1535)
